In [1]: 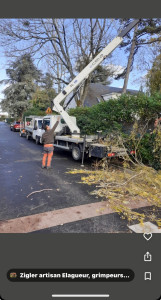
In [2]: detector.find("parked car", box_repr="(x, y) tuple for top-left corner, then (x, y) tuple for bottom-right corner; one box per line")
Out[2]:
(12, 121), (23, 132)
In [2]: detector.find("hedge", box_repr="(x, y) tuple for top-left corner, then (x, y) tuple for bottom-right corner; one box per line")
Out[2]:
(69, 93), (161, 169)
(69, 93), (161, 135)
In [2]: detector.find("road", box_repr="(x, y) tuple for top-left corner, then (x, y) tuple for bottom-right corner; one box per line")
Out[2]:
(0, 122), (159, 233)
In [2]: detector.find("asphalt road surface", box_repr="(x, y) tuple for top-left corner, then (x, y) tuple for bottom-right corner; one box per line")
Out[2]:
(0, 122), (159, 233)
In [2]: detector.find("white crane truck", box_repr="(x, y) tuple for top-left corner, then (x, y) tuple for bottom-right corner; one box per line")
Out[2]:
(23, 20), (140, 161)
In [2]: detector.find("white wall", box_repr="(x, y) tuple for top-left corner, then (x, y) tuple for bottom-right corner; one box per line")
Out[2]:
(102, 93), (120, 101)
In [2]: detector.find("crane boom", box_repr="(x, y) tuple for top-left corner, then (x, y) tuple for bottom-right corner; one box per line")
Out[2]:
(52, 19), (140, 136)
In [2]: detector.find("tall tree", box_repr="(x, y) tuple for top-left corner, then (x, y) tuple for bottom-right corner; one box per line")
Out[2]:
(115, 18), (161, 93)
(31, 72), (57, 110)
(146, 53), (161, 94)
(0, 18), (117, 106)
(41, 72), (57, 101)
(122, 23), (139, 94)
(0, 54), (41, 118)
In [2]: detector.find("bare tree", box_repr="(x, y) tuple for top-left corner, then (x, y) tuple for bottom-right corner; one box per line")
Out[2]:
(0, 18), (117, 106)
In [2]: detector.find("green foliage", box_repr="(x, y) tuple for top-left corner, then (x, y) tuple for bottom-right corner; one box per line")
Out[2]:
(90, 65), (112, 85)
(69, 107), (92, 134)
(1, 56), (57, 119)
(6, 53), (41, 84)
(69, 93), (161, 169)
(28, 72), (57, 111)
(4, 117), (15, 123)
(146, 54), (161, 94)
(31, 87), (57, 111)
(0, 115), (6, 121)
(1, 54), (41, 118)
(31, 88), (50, 110)
(23, 107), (46, 120)
(69, 93), (161, 134)
(40, 72), (57, 102)
(137, 129), (161, 170)
(138, 133), (154, 163)
(41, 72), (53, 90)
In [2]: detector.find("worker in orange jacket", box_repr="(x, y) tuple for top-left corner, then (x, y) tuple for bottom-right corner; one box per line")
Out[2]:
(42, 116), (61, 169)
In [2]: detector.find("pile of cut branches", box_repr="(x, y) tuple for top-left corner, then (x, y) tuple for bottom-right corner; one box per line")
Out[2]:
(68, 164), (161, 226)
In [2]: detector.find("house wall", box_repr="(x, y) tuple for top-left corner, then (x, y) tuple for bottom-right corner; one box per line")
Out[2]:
(102, 93), (121, 101)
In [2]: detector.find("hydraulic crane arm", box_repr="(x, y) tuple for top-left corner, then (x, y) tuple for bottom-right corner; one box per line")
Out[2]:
(52, 19), (140, 135)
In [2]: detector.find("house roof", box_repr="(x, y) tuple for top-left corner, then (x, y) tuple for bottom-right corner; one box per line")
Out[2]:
(84, 83), (138, 107)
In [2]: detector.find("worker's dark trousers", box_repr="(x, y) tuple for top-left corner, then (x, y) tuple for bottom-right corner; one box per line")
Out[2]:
(42, 144), (54, 167)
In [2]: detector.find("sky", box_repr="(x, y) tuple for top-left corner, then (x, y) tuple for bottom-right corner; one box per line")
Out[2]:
(0, 18), (151, 113)
(0, 50), (146, 99)
(0, 57), (146, 114)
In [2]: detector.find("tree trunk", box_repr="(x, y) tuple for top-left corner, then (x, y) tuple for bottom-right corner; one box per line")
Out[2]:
(80, 79), (91, 106)
(122, 23), (138, 94)
(75, 75), (92, 107)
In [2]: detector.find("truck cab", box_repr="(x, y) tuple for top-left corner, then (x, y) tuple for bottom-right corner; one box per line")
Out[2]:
(41, 115), (78, 136)
(20, 116), (44, 144)
(31, 118), (43, 143)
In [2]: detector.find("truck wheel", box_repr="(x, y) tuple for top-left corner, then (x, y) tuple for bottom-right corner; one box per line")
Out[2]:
(72, 146), (81, 161)
(35, 136), (40, 145)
